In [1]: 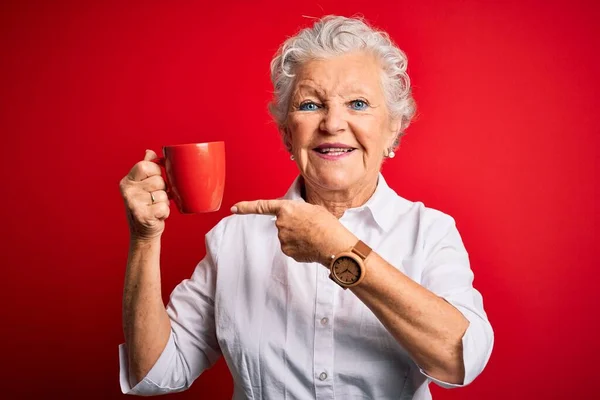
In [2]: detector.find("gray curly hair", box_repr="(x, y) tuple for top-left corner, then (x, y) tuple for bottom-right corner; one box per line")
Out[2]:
(269, 15), (416, 151)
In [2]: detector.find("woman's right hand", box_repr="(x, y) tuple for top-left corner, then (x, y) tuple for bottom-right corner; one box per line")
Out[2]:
(119, 149), (171, 241)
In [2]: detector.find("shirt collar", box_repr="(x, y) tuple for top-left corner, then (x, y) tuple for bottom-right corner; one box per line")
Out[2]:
(282, 173), (405, 232)
(282, 175), (306, 202)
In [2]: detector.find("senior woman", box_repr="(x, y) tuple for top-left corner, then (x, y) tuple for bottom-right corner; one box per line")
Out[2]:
(118, 15), (493, 399)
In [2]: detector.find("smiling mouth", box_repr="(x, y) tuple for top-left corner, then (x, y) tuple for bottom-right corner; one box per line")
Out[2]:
(313, 147), (356, 156)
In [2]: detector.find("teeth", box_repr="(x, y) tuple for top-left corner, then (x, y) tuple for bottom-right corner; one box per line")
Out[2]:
(319, 147), (352, 153)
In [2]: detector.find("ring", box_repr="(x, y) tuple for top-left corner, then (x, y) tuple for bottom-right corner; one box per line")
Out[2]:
(150, 192), (156, 204)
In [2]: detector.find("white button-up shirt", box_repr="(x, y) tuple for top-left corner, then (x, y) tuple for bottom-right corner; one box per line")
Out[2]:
(119, 174), (494, 399)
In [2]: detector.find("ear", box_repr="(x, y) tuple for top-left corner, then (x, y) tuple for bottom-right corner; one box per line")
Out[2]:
(281, 126), (293, 152)
(387, 118), (402, 148)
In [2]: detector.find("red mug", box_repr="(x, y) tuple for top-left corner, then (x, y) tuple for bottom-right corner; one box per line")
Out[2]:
(154, 141), (225, 214)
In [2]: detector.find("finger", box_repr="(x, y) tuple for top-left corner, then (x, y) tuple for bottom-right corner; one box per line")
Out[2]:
(128, 160), (162, 181)
(231, 199), (286, 215)
(140, 175), (167, 192)
(148, 190), (169, 204)
(153, 202), (170, 220)
(144, 149), (158, 161)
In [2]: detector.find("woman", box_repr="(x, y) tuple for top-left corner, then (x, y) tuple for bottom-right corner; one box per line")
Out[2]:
(118, 15), (493, 399)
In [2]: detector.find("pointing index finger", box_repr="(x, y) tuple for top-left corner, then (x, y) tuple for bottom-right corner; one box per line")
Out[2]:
(231, 199), (286, 215)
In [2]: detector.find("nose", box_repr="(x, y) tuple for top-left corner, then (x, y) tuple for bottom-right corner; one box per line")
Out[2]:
(319, 104), (348, 135)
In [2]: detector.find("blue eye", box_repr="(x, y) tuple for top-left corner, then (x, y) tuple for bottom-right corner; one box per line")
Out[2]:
(299, 101), (320, 111)
(350, 100), (369, 110)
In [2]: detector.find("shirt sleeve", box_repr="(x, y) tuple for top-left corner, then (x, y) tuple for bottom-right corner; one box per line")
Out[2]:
(419, 214), (494, 388)
(119, 222), (224, 395)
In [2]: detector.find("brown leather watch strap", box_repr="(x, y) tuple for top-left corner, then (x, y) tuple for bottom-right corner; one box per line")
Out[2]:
(352, 240), (372, 260)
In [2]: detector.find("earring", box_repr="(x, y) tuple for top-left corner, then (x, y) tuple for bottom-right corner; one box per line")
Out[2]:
(388, 150), (395, 159)
(290, 154), (295, 161)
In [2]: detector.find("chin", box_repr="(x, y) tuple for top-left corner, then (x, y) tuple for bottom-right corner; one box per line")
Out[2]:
(309, 169), (360, 192)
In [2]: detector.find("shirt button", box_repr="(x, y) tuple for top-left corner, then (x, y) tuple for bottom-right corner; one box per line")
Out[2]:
(320, 317), (329, 325)
(319, 372), (328, 381)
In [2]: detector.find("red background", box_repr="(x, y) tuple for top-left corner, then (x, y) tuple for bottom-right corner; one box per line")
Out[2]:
(2, 1), (598, 399)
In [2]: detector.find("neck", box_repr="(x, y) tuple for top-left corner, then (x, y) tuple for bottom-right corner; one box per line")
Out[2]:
(301, 175), (379, 218)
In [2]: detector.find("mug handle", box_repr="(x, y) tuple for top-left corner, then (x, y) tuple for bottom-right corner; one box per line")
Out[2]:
(152, 156), (173, 199)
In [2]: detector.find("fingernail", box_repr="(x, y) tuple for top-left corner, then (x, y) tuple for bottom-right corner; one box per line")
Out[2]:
(230, 206), (238, 214)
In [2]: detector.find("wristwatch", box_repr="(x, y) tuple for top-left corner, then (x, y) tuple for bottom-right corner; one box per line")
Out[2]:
(329, 240), (372, 289)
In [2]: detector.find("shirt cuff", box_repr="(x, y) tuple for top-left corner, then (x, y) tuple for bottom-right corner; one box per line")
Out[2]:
(417, 326), (470, 389)
(419, 303), (494, 388)
(119, 330), (185, 395)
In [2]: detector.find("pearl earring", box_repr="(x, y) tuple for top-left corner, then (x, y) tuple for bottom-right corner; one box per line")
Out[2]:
(290, 154), (295, 161)
(388, 150), (395, 159)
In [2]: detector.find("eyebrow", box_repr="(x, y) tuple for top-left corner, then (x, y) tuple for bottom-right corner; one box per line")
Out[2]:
(293, 82), (374, 98)
(293, 83), (325, 97)
(339, 83), (373, 95)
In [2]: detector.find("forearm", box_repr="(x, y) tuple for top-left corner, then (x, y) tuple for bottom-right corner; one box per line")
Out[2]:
(351, 252), (469, 384)
(123, 237), (172, 386)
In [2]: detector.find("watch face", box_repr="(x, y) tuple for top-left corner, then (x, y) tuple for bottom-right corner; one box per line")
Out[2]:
(333, 256), (361, 284)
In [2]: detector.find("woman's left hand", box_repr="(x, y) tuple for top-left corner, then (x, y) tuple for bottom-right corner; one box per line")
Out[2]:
(232, 199), (357, 266)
